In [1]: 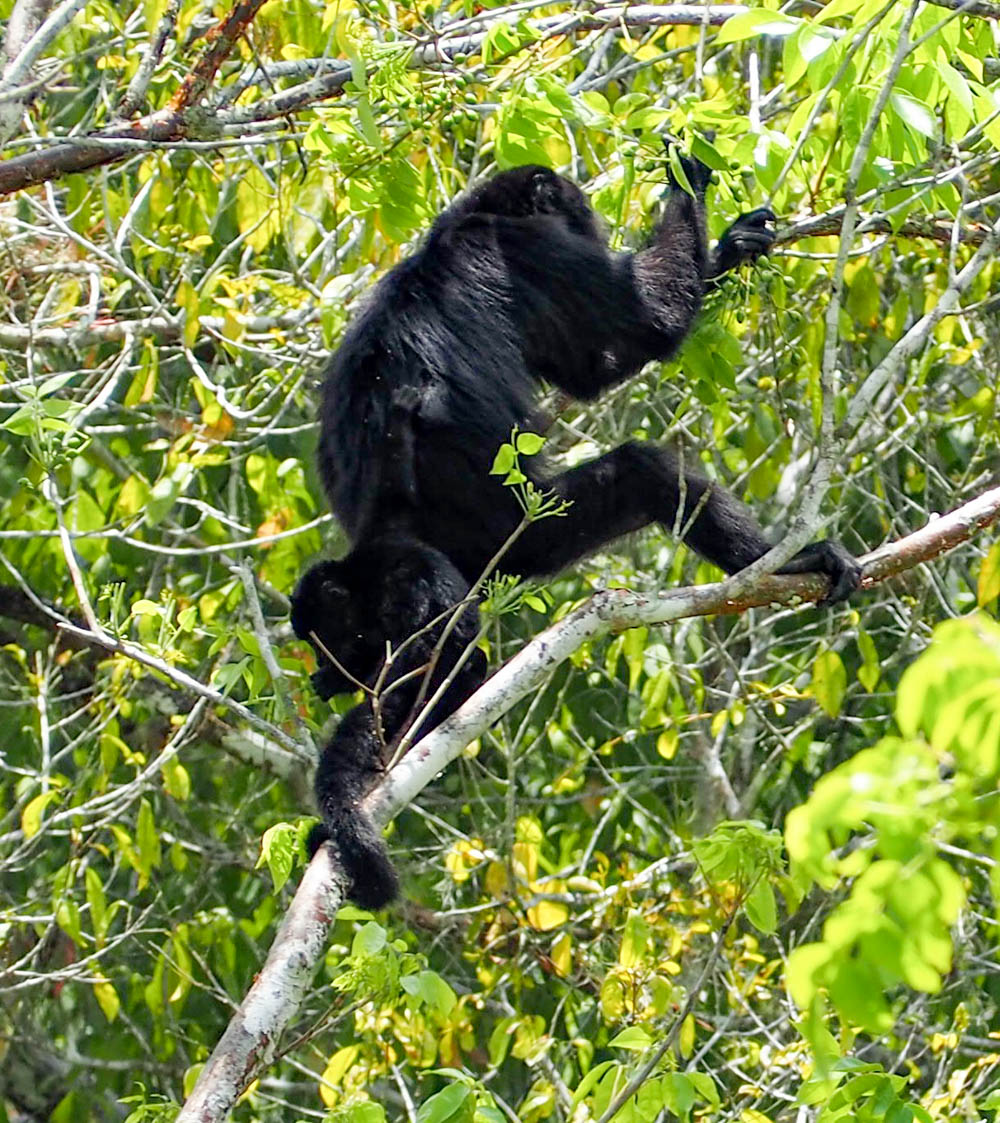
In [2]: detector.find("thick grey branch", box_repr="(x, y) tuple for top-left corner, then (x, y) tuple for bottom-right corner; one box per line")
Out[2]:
(178, 483), (1000, 1123)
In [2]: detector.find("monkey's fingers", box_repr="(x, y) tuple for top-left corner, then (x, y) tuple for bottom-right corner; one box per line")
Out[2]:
(778, 540), (862, 606)
(740, 207), (777, 228)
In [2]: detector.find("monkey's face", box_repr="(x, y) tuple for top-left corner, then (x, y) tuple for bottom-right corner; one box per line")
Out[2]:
(291, 561), (384, 698)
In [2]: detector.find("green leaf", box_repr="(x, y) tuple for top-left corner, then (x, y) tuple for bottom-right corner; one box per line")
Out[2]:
(715, 9), (802, 44)
(416, 1083), (473, 1123)
(22, 790), (60, 838)
(55, 898), (83, 945)
(813, 0), (865, 22)
(130, 599), (162, 617)
(145, 476), (179, 527)
(356, 96), (383, 150)
(137, 798), (162, 880)
(618, 910), (650, 967)
(978, 541), (1000, 606)
(609, 1025), (653, 1051)
(515, 431), (545, 455)
(86, 867), (108, 944)
(856, 628), (880, 691)
(668, 147), (694, 196)
(400, 970), (458, 1016)
(162, 757), (190, 802)
(3, 404), (40, 435)
(572, 1061), (619, 1105)
(490, 445), (515, 476)
(235, 164), (281, 252)
(687, 1072), (719, 1108)
(745, 879), (778, 934)
(258, 822), (297, 892)
(661, 1073), (695, 1121)
(889, 92), (937, 140)
(38, 372), (79, 397)
(812, 650), (847, 717)
(352, 920), (387, 957)
(94, 975), (121, 1022)
(939, 62), (974, 116)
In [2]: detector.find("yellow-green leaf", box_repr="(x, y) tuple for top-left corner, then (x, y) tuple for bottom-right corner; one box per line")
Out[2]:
(94, 976), (120, 1022)
(812, 650), (847, 717)
(978, 541), (1000, 607)
(22, 790), (59, 838)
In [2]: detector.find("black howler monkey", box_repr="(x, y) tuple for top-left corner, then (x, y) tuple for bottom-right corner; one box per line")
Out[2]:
(292, 159), (861, 908)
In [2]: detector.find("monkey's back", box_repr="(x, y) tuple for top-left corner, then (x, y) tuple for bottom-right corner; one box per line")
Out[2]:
(317, 224), (541, 547)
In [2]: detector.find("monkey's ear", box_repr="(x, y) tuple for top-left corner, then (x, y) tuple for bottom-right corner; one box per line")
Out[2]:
(529, 169), (562, 214)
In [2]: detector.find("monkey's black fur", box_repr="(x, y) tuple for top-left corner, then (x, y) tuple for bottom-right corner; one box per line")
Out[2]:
(293, 160), (861, 908)
(292, 533), (485, 909)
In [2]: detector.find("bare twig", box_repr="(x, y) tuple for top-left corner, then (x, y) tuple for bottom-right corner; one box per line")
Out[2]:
(0, 0), (84, 93)
(117, 0), (180, 118)
(0, 0), (270, 194)
(778, 211), (993, 248)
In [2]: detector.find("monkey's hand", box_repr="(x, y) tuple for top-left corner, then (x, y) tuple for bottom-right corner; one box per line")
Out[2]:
(709, 208), (777, 277)
(662, 142), (715, 197)
(777, 540), (863, 606)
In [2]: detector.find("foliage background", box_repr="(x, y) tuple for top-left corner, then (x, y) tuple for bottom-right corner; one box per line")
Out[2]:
(0, 0), (999, 1119)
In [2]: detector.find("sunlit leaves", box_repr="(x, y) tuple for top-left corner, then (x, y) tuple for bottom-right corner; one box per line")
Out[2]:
(94, 973), (121, 1022)
(786, 616), (1000, 1030)
(236, 165), (283, 252)
(895, 614), (1000, 774)
(21, 789), (60, 838)
(715, 9), (804, 45)
(401, 970), (457, 1017)
(811, 649), (847, 717)
(257, 821), (299, 891)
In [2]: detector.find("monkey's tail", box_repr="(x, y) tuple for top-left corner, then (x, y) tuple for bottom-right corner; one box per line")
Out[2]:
(309, 765), (400, 910)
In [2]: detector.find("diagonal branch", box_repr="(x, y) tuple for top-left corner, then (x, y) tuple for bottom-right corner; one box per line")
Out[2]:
(0, 0), (271, 194)
(177, 482), (1000, 1123)
(168, 0), (271, 112)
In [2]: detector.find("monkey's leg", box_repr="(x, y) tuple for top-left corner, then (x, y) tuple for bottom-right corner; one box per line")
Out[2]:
(503, 442), (859, 603)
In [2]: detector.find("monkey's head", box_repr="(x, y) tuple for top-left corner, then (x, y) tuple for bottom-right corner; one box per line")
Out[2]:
(466, 166), (603, 241)
(291, 558), (385, 699)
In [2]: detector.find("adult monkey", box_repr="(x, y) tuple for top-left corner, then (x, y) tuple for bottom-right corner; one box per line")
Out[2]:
(292, 158), (861, 907)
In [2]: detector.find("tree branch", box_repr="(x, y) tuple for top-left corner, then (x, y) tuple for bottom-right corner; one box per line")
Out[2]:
(0, 581), (311, 788)
(177, 483), (1000, 1123)
(0, 0), (56, 144)
(168, 0), (270, 113)
(0, 5), (749, 195)
(0, 0), (82, 94)
(778, 211), (993, 248)
(0, 0), (270, 194)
